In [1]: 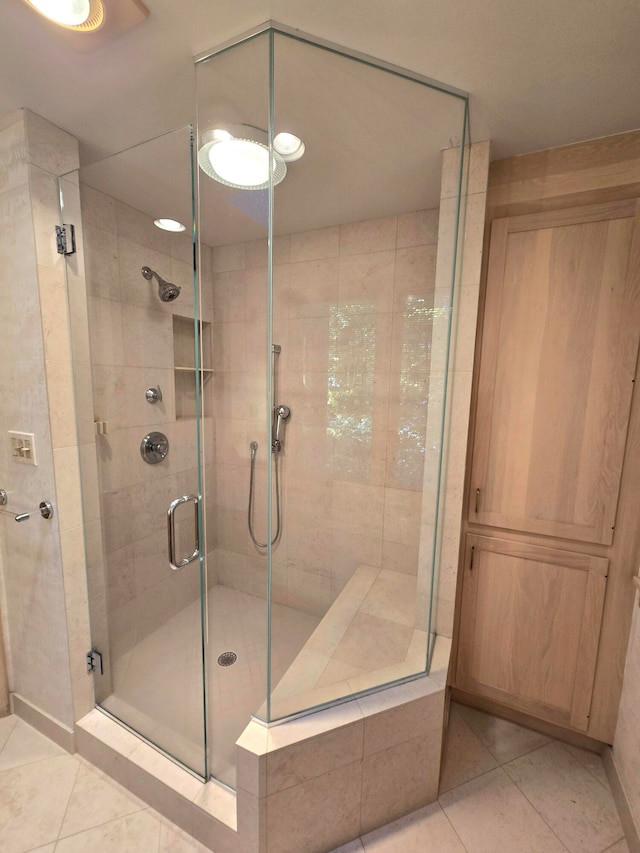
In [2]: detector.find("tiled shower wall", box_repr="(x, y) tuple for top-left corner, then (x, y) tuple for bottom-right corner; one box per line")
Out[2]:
(79, 184), (216, 662)
(211, 210), (439, 616)
(0, 109), (94, 731)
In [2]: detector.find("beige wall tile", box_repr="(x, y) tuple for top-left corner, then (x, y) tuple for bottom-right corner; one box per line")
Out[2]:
(382, 488), (422, 547)
(116, 200), (167, 253)
(89, 296), (124, 366)
(24, 109), (78, 176)
(266, 760), (362, 853)
(361, 732), (441, 834)
(332, 482), (384, 539)
(212, 242), (245, 272)
(79, 183), (116, 232)
(339, 251), (395, 313)
(393, 244), (438, 310)
(287, 257), (339, 318)
(358, 684), (443, 756)
(53, 446), (84, 531)
(84, 223), (120, 300)
(266, 719), (363, 794)
(397, 209), (439, 249)
(340, 216), (397, 256)
(0, 117), (28, 191)
(290, 226), (340, 262)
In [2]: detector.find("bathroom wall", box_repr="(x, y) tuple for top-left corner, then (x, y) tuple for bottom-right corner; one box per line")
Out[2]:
(211, 209), (439, 616)
(613, 598), (640, 841)
(0, 109), (93, 731)
(79, 184), (216, 663)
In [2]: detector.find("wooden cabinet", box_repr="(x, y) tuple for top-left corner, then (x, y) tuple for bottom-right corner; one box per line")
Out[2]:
(456, 535), (608, 731)
(469, 201), (640, 545)
(454, 193), (640, 742)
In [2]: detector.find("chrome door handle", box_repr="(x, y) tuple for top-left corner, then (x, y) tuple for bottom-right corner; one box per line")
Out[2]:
(167, 494), (200, 570)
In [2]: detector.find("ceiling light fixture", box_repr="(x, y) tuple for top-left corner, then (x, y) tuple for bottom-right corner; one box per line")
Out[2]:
(273, 132), (305, 162)
(198, 125), (304, 190)
(23, 0), (105, 30)
(154, 218), (186, 233)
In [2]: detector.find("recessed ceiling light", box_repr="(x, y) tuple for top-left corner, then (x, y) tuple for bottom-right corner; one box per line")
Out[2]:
(154, 218), (186, 233)
(23, 0), (105, 30)
(198, 125), (290, 191)
(274, 132), (305, 162)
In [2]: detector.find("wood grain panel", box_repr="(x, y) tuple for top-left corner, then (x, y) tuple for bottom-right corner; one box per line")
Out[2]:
(489, 130), (640, 209)
(453, 132), (640, 744)
(456, 535), (607, 730)
(469, 202), (640, 544)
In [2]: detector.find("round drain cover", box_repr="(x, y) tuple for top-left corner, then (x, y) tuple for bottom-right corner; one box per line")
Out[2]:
(217, 651), (237, 667)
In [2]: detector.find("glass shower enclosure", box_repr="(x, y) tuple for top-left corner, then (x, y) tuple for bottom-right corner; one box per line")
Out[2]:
(64, 23), (468, 790)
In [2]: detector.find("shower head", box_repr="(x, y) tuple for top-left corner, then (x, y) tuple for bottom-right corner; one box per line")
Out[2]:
(141, 266), (181, 303)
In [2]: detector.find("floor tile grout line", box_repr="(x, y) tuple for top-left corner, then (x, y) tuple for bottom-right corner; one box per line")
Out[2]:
(489, 734), (555, 767)
(0, 714), (19, 756)
(0, 748), (71, 776)
(504, 768), (574, 853)
(53, 754), (82, 844)
(559, 741), (618, 796)
(437, 800), (472, 852)
(56, 796), (151, 844)
(53, 803), (158, 847)
(437, 760), (502, 798)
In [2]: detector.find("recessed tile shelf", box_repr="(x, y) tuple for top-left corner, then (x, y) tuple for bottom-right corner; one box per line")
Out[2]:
(173, 316), (212, 420)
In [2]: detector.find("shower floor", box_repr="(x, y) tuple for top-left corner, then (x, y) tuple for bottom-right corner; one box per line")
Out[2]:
(101, 584), (320, 788)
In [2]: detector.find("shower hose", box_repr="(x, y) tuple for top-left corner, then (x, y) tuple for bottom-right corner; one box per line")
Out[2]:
(247, 441), (282, 547)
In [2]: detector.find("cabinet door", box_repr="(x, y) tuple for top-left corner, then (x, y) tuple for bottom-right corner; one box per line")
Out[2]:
(470, 200), (640, 544)
(456, 535), (608, 730)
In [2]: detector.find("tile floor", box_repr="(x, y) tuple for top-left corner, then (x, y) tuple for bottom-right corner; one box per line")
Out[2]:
(0, 701), (629, 853)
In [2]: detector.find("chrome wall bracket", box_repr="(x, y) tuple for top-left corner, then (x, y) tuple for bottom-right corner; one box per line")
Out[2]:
(0, 489), (54, 522)
(55, 223), (76, 256)
(145, 385), (163, 404)
(86, 648), (104, 675)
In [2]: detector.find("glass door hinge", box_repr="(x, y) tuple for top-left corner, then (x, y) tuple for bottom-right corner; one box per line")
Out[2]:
(56, 223), (76, 256)
(86, 648), (104, 675)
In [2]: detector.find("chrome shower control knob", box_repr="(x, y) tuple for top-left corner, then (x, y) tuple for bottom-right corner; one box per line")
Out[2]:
(145, 386), (163, 404)
(140, 431), (169, 464)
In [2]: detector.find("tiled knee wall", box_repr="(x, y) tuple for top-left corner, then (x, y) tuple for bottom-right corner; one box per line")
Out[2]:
(75, 674), (445, 853)
(238, 676), (445, 853)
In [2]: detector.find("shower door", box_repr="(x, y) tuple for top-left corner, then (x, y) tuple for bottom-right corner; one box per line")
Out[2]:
(61, 126), (209, 777)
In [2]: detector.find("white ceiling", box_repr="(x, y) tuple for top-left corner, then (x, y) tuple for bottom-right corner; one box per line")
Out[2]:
(2, 1), (640, 245)
(2, 0), (639, 165)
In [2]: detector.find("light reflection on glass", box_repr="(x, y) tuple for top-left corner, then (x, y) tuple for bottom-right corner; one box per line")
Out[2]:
(327, 301), (376, 481)
(391, 295), (449, 489)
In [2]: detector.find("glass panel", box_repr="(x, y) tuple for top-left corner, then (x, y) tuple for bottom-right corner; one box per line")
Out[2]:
(194, 24), (467, 767)
(195, 32), (275, 788)
(61, 126), (208, 776)
(267, 32), (467, 719)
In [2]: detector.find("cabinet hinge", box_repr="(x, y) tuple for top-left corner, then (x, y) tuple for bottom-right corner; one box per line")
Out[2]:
(56, 223), (76, 256)
(86, 648), (104, 675)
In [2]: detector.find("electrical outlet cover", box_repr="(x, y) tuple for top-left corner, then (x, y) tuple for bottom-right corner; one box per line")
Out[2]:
(8, 431), (37, 466)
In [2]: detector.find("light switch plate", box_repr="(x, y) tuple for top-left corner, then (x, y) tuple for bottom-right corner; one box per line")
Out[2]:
(9, 431), (37, 466)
